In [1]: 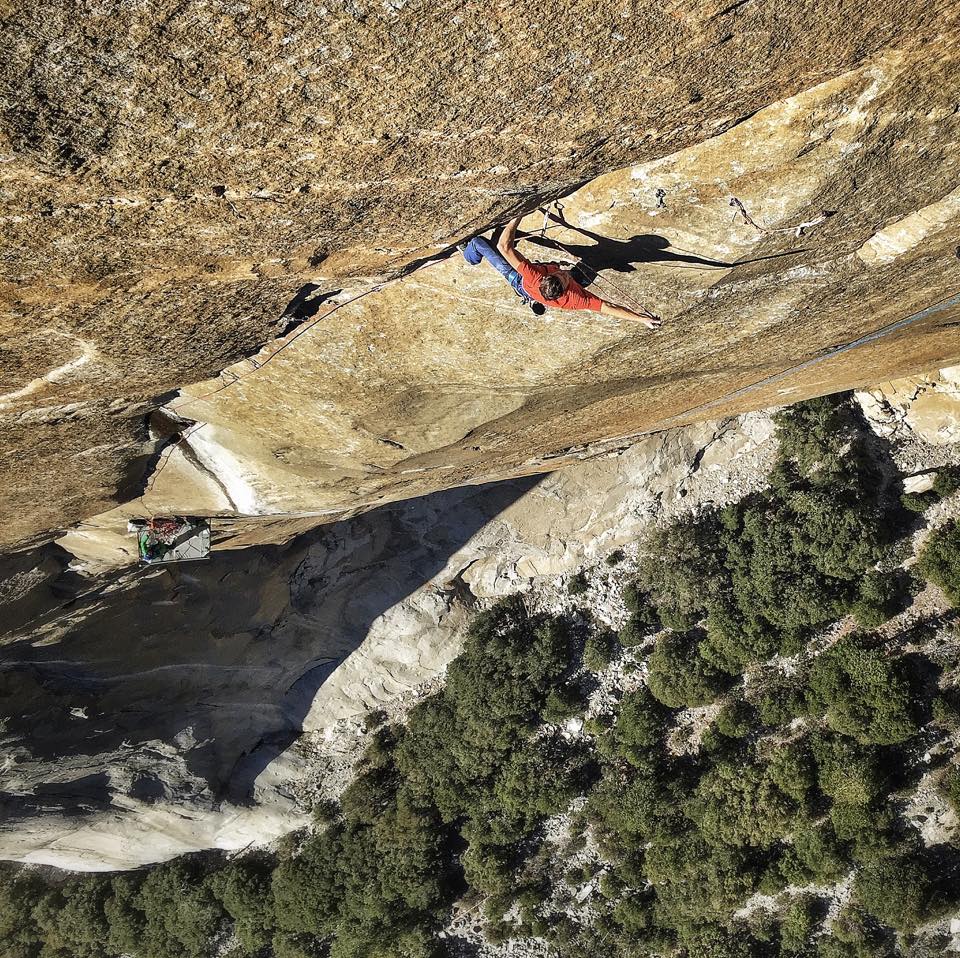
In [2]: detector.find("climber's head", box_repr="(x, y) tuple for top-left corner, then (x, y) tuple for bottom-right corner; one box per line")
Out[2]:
(539, 272), (568, 301)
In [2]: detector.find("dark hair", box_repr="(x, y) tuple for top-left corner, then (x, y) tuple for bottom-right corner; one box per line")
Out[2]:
(539, 274), (565, 301)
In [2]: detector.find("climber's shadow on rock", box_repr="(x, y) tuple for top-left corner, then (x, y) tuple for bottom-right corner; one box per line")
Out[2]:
(520, 210), (806, 275)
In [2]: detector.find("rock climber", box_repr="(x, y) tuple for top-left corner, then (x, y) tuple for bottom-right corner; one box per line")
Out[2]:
(459, 214), (662, 328)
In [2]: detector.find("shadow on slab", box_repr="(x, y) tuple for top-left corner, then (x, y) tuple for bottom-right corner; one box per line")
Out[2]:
(0, 475), (541, 820)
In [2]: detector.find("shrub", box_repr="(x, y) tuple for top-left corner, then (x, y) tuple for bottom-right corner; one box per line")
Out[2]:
(752, 666), (809, 727)
(622, 583), (662, 629)
(494, 736), (595, 832)
(701, 601), (780, 673)
(588, 767), (686, 849)
(819, 904), (896, 958)
(27, 878), (111, 958)
(918, 520), (960, 604)
(636, 511), (727, 630)
(780, 893), (819, 952)
(901, 491), (937, 513)
(583, 626), (619, 672)
(852, 571), (904, 629)
(774, 395), (860, 479)
(598, 686), (671, 766)
(362, 708), (388, 732)
(681, 922), (766, 958)
(813, 735), (885, 806)
(829, 802), (898, 863)
(542, 682), (586, 724)
(647, 632), (728, 708)
(272, 831), (345, 937)
(854, 853), (932, 930)
(932, 464), (960, 498)
(767, 740), (816, 803)
(932, 685), (960, 729)
(786, 819), (848, 884)
(715, 696), (755, 739)
(618, 613), (651, 648)
(807, 634), (918, 744)
(567, 571), (589, 596)
(605, 548), (626, 566)
(135, 862), (226, 958)
(942, 766), (960, 816)
(208, 860), (275, 954)
(645, 838), (758, 926)
(686, 760), (796, 849)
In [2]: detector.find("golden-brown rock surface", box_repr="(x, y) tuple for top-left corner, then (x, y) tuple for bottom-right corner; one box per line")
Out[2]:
(3, 1), (960, 547)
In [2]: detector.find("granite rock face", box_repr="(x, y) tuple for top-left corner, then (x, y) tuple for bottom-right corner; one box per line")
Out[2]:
(856, 366), (960, 445)
(3, 2), (960, 547)
(0, 410), (780, 870)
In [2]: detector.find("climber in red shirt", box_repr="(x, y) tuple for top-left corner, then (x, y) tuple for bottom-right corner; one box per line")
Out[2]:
(460, 214), (662, 329)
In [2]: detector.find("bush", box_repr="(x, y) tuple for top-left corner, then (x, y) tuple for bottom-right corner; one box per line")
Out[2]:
(583, 626), (619, 672)
(780, 894), (819, 952)
(636, 512), (727, 630)
(942, 766), (960, 816)
(618, 613), (651, 648)
(852, 571), (904, 629)
(647, 632), (728, 708)
(686, 760), (796, 849)
(597, 686), (671, 766)
(829, 802), (898, 863)
(362, 708), (388, 732)
(588, 769), (686, 848)
(767, 740), (816, 803)
(818, 904), (896, 958)
(135, 862), (226, 958)
(542, 682), (587, 724)
(807, 634), (918, 744)
(932, 686), (960, 729)
(208, 860), (275, 954)
(605, 549), (626, 566)
(932, 465), (960, 498)
(715, 696), (755, 739)
(645, 838), (758, 926)
(901, 491), (938, 513)
(813, 735), (885, 806)
(774, 396), (860, 479)
(567, 572), (589, 596)
(786, 819), (848, 884)
(918, 520), (960, 604)
(752, 666), (809, 727)
(701, 601), (781, 673)
(854, 853), (932, 930)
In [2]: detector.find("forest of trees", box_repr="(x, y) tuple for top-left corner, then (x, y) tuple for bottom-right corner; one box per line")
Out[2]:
(2, 395), (960, 958)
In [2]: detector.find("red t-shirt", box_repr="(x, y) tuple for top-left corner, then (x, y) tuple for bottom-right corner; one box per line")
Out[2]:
(515, 260), (603, 312)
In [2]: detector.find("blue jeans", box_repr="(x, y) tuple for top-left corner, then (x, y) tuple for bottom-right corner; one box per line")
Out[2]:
(462, 237), (530, 301)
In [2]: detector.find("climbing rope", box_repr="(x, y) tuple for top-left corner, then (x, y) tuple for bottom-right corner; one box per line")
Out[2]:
(166, 283), (388, 415)
(730, 196), (831, 237)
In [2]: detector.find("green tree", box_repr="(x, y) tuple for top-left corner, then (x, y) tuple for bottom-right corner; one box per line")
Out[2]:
(647, 631), (728, 708)
(854, 854), (932, 930)
(209, 859), (276, 954)
(807, 634), (918, 744)
(686, 760), (796, 848)
(918, 520), (960, 604)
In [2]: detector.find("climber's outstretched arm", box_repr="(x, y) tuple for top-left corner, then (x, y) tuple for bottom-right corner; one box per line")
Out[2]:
(600, 300), (662, 330)
(497, 215), (526, 270)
